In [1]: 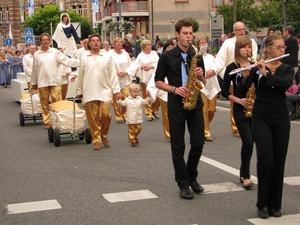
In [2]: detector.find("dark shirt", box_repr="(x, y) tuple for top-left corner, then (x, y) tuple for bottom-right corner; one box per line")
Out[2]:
(245, 64), (293, 114)
(155, 45), (205, 110)
(222, 62), (249, 99)
(281, 35), (298, 67)
(63, 24), (81, 44)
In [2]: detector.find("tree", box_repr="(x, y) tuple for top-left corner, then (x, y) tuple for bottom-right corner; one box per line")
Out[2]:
(23, 5), (93, 39)
(186, 18), (199, 33)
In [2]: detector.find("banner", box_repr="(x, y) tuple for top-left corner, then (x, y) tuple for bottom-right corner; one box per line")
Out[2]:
(57, 0), (65, 11)
(28, 0), (34, 16)
(92, 0), (99, 28)
(9, 23), (13, 40)
(19, 0), (25, 23)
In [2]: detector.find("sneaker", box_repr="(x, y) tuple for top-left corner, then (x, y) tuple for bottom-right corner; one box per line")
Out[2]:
(289, 112), (299, 121)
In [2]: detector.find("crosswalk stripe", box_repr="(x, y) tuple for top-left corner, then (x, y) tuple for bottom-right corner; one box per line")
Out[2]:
(6, 199), (61, 214)
(284, 176), (300, 186)
(202, 182), (244, 194)
(247, 213), (300, 224)
(103, 189), (158, 203)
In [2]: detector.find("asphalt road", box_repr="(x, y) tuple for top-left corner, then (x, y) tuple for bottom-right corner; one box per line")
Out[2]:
(1, 86), (300, 225)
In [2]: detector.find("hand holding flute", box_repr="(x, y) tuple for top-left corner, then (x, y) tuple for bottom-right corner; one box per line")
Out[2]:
(229, 53), (290, 75)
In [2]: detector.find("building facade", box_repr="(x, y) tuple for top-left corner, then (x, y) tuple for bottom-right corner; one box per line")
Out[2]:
(0, 0), (230, 48)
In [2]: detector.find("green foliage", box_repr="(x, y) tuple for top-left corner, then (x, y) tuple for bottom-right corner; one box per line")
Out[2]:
(23, 4), (93, 39)
(186, 18), (199, 33)
(215, 0), (282, 34)
(287, 1), (300, 33)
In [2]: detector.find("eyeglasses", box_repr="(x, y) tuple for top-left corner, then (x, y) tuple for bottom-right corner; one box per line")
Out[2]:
(269, 45), (287, 50)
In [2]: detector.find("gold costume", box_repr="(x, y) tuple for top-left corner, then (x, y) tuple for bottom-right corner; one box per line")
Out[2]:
(84, 101), (112, 144)
(201, 93), (217, 138)
(158, 99), (170, 139)
(128, 124), (142, 143)
(112, 85), (129, 122)
(39, 86), (62, 126)
(139, 82), (153, 119)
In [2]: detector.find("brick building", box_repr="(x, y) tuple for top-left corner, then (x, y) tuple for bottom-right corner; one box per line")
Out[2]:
(0, 0), (231, 48)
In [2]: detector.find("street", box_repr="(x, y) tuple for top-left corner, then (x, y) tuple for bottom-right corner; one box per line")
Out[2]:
(0, 86), (300, 225)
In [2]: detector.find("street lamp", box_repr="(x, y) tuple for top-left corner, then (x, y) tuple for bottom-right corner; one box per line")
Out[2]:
(151, 0), (154, 41)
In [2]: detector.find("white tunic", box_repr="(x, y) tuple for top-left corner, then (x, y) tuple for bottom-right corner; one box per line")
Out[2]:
(126, 50), (159, 84)
(22, 53), (34, 83)
(201, 53), (221, 100)
(110, 49), (132, 88)
(76, 52), (120, 104)
(147, 70), (168, 102)
(31, 47), (80, 88)
(118, 96), (151, 124)
(212, 36), (258, 78)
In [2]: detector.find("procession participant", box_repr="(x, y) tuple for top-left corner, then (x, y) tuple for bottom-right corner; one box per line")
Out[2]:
(76, 34), (121, 150)
(127, 39), (159, 121)
(242, 34), (293, 218)
(117, 83), (151, 147)
(206, 21), (258, 138)
(110, 37), (132, 123)
(155, 19), (206, 199)
(31, 33), (80, 129)
(221, 35), (254, 189)
(146, 41), (175, 140)
(12, 50), (24, 79)
(52, 13), (81, 58)
(0, 49), (11, 88)
(197, 37), (220, 142)
(23, 44), (36, 88)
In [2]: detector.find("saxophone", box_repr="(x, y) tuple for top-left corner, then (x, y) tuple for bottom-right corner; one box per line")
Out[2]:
(182, 44), (204, 110)
(243, 55), (256, 117)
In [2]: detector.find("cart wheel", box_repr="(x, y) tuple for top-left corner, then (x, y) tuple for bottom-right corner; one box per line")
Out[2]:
(19, 112), (25, 126)
(79, 130), (84, 140)
(85, 128), (92, 144)
(54, 130), (61, 147)
(48, 127), (54, 143)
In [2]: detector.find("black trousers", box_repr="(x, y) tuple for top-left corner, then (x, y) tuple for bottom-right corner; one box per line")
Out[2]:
(252, 112), (290, 210)
(168, 108), (205, 189)
(233, 104), (253, 178)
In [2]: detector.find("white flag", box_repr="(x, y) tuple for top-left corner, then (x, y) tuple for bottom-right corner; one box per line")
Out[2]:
(9, 23), (13, 39)
(28, 0), (34, 16)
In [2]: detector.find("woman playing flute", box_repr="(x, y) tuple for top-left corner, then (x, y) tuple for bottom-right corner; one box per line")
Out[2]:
(242, 34), (294, 219)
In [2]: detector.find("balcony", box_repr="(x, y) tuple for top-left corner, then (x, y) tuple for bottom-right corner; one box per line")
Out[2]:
(100, 2), (149, 21)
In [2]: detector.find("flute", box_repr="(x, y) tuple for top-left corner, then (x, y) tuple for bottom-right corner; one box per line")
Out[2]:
(229, 53), (290, 75)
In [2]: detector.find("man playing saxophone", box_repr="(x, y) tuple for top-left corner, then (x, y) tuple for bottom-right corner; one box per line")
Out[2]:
(221, 35), (254, 189)
(155, 19), (206, 200)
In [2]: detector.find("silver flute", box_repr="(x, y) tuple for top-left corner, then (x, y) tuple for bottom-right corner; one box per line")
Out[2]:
(229, 53), (290, 75)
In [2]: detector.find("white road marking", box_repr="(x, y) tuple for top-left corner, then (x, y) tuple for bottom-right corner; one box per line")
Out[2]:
(6, 199), (61, 214)
(284, 176), (300, 186)
(103, 189), (158, 203)
(248, 213), (300, 224)
(201, 156), (258, 184)
(202, 182), (244, 194)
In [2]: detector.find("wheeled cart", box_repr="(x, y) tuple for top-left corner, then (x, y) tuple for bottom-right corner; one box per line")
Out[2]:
(47, 98), (92, 147)
(19, 88), (43, 126)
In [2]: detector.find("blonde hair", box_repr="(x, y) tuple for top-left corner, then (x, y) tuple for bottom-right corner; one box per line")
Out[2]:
(129, 83), (139, 92)
(113, 37), (122, 44)
(140, 39), (152, 50)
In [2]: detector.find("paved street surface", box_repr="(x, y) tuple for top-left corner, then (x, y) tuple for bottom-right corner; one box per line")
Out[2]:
(1, 86), (300, 225)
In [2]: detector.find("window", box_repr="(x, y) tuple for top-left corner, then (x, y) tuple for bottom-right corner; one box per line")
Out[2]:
(0, 7), (3, 23)
(5, 7), (9, 23)
(70, 5), (83, 15)
(212, 0), (224, 7)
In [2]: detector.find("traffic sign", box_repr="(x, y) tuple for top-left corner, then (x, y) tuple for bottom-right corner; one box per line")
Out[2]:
(5, 38), (12, 46)
(25, 28), (34, 36)
(25, 36), (34, 44)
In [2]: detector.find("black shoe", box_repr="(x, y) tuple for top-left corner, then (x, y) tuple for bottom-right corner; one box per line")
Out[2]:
(258, 207), (269, 219)
(180, 187), (193, 199)
(152, 112), (160, 119)
(268, 209), (282, 217)
(189, 180), (204, 194)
